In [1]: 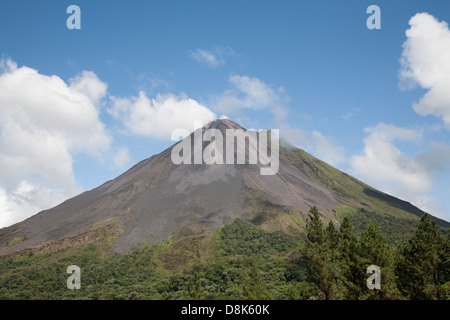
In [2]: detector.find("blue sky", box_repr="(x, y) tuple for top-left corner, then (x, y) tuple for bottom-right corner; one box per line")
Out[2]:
(1, 0), (450, 226)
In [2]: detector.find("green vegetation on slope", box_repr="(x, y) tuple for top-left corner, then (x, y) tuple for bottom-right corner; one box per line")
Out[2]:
(0, 219), (302, 300)
(282, 146), (449, 240)
(2, 236), (25, 247)
(213, 218), (296, 256)
(0, 211), (448, 300)
(336, 206), (419, 246)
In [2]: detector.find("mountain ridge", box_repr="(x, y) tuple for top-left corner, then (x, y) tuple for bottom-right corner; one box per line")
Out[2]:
(0, 118), (448, 255)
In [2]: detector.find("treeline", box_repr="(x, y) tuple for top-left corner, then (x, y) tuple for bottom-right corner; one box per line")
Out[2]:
(299, 206), (450, 300)
(0, 211), (448, 300)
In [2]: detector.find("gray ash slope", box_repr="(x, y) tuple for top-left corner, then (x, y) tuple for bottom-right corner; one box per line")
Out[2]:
(0, 119), (446, 254)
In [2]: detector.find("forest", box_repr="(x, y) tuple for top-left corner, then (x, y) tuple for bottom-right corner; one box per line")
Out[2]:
(0, 208), (449, 300)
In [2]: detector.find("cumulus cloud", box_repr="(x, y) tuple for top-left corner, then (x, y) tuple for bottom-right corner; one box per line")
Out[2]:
(213, 75), (288, 122)
(350, 123), (450, 218)
(399, 12), (450, 126)
(69, 70), (108, 106)
(0, 58), (112, 227)
(351, 123), (428, 196)
(108, 91), (216, 139)
(0, 182), (70, 228)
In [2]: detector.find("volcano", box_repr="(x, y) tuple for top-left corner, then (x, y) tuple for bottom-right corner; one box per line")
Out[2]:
(0, 119), (448, 254)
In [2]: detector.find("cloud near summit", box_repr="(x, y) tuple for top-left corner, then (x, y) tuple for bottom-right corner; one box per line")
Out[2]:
(108, 91), (216, 139)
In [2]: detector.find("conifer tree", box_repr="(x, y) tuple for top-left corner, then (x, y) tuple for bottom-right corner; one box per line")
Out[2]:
(299, 207), (344, 299)
(443, 232), (450, 298)
(338, 217), (365, 299)
(306, 206), (324, 245)
(325, 221), (340, 250)
(395, 213), (447, 299)
(359, 224), (401, 299)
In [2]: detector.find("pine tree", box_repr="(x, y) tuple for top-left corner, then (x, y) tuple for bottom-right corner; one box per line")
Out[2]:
(359, 224), (401, 299)
(443, 231), (450, 298)
(445, 231), (450, 277)
(338, 217), (365, 299)
(395, 213), (447, 299)
(325, 221), (340, 250)
(299, 207), (345, 299)
(306, 206), (324, 245)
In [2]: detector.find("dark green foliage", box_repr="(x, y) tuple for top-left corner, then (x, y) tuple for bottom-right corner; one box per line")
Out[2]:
(182, 271), (205, 299)
(325, 221), (340, 250)
(299, 207), (345, 299)
(339, 207), (421, 246)
(242, 264), (271, 300)
(305, 206), (324, 244)
(0, 212), (448, 300)
(213, 218), (297, 256)
(0, 244), (164, 300)
(395, 214), (448, 299)
(338, 217), (365, 299)
(286, 281), (323, 300)
(359, 225), (401, 299)
(0, 220), (302, 300)
(298, 208), (448, 300)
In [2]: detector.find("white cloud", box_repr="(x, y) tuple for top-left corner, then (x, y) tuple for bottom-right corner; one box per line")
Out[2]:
(213, 75), (288, 122)
(278, 124), (347, 168)
(189, 47), (234, 68)
(69, 71), (108, 106)
(341, 108), (361, 120)
(112, 147), (132, 170)
(311, 131), (346, 167)
(399, 12), (450, 126)
(0, 182), (70, 228)
(108, 91), (216, 139)
(350, 122), (450, 219)
(190, 49), (224, 68)
(0, 58), (112, 227)
(351, 123), (427, 196)
(279, 125), (309, 150)
(413, 195), (447, 220)
(416, 141), (450, 172)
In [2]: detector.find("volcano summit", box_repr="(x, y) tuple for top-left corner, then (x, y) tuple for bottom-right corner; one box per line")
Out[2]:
(0, 119), (448, 254)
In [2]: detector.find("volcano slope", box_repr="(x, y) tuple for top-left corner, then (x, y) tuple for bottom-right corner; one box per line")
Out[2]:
(0, 118), (448, 256)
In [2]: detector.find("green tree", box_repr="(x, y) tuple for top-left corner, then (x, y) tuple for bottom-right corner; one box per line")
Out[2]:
(306, 206), (325, 244)
(242, 264), (271, 300)
(182, 271), (205, 299)
(359, 224), (401, 299)
(299, 207), (345, 299)
(395, 213), (447, 299)
(338, 217), (365, 299)
(325, 221), (340, 250)
(440, 230), (450, 298)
